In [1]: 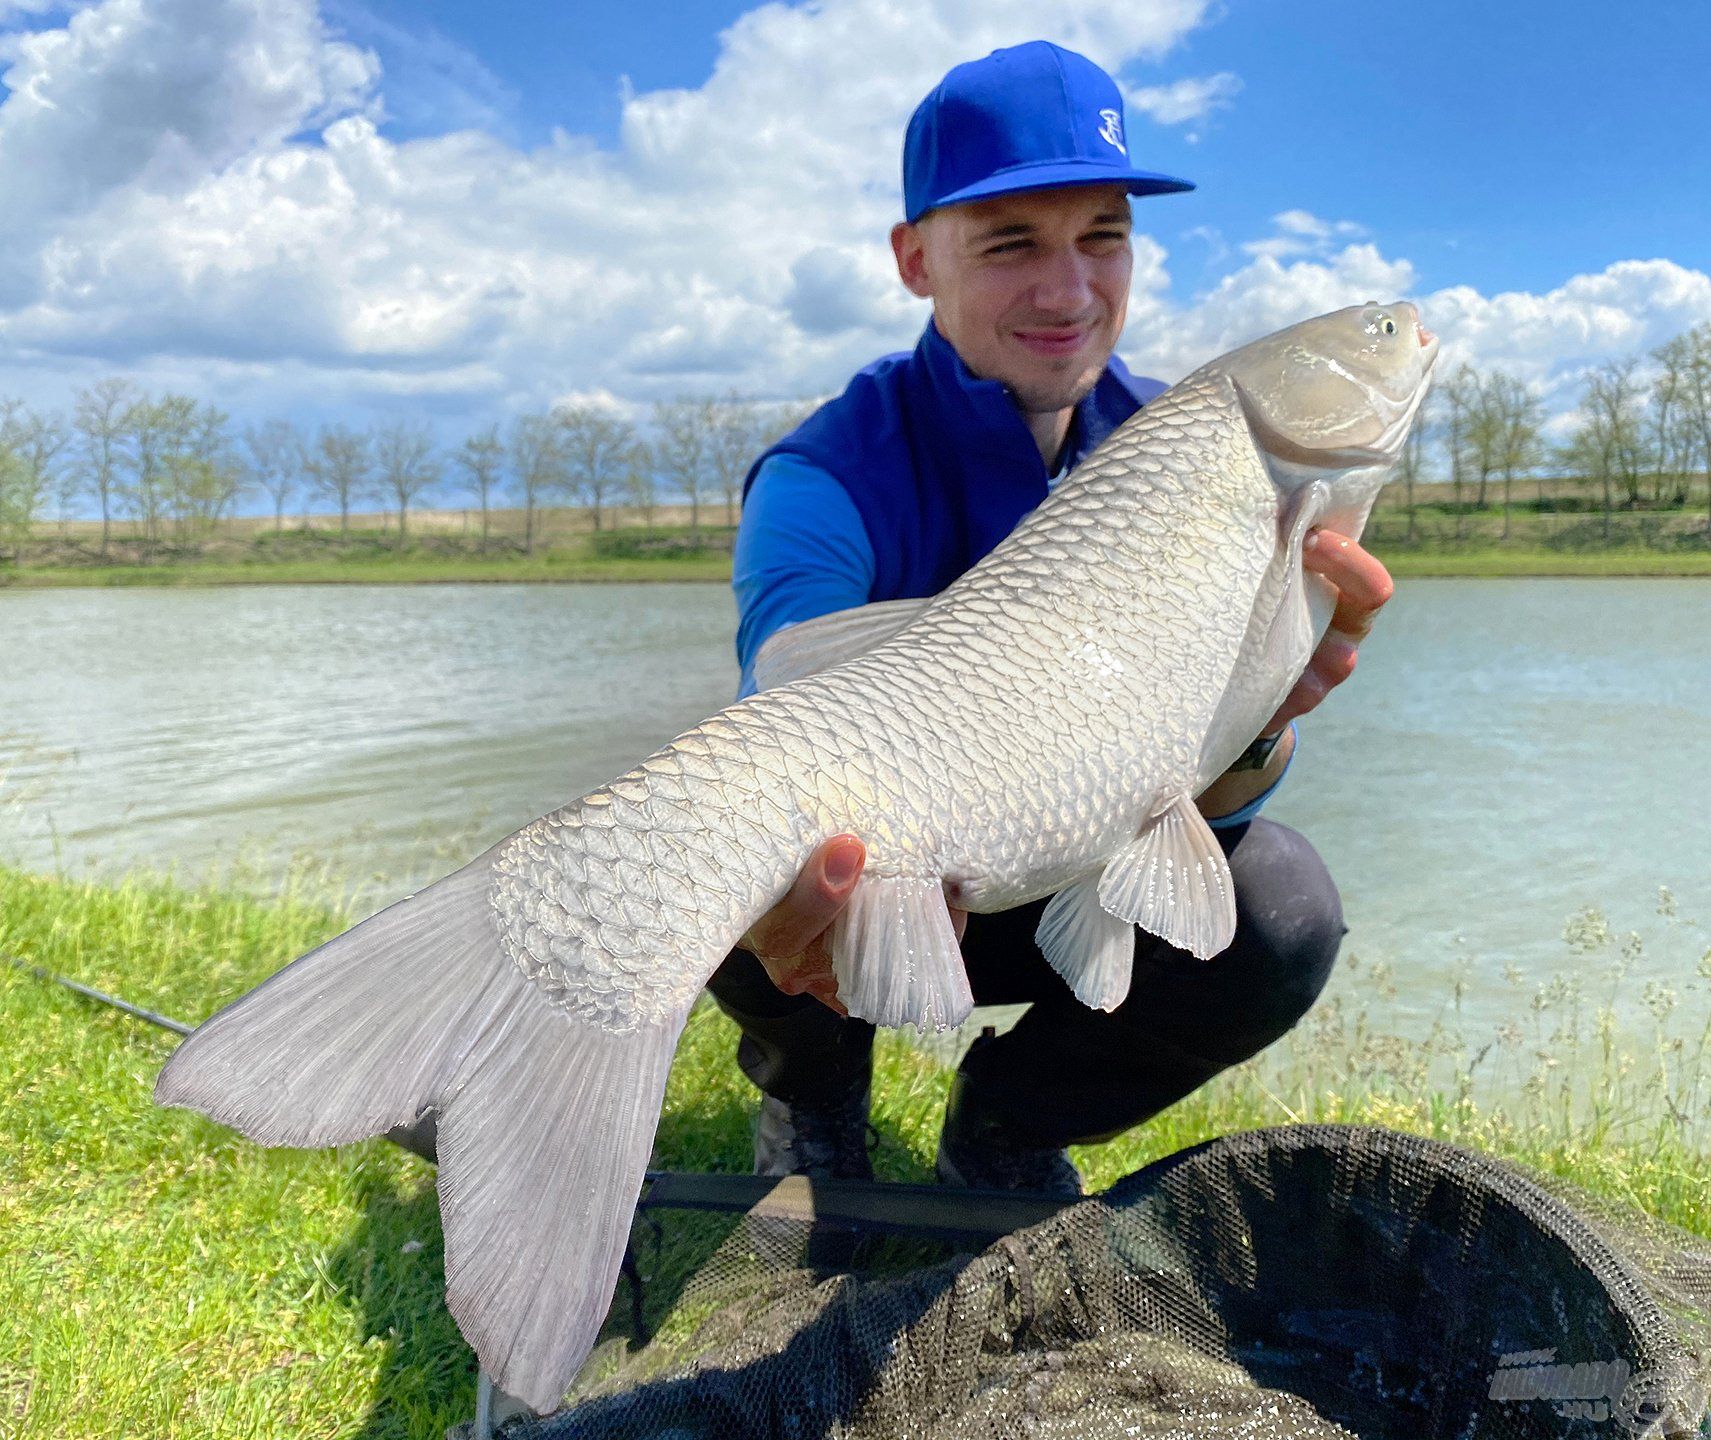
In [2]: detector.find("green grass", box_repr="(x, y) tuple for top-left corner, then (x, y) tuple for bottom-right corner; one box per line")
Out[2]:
(1382, 546), (1711, 577)
(14, 547), (1711, 587)
(8, 505), (1711, 586)
(2, 866), (1708, 1437)
(0, 551), (732, 588)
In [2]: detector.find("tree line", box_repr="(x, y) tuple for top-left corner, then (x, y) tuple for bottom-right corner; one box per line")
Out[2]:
(1390, 321), (1711, 541)
(0, 386), (819, 560)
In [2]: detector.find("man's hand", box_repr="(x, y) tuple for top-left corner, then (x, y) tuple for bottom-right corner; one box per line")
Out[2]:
(1263, 527), (1394, 733)
(739, 834), (968, 1015)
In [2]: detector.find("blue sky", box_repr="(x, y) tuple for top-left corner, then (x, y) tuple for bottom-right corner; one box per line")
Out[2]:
(339, 0), (1711, 302)
(0, 0), (1707, 440)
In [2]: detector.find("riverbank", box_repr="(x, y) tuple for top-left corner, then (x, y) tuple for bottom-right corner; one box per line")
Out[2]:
(2, 864), (1706, 1436)
(5, 540), (1711, 586)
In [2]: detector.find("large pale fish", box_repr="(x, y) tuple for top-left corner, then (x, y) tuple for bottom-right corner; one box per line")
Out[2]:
(156, 301), (1438, 1411)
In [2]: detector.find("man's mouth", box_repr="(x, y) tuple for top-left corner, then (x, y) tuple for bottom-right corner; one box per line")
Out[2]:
(1013, 325), (1088, 358)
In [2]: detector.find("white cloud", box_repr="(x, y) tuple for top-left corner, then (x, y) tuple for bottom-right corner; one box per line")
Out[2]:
(0, 0), (1704, 453)
(1125, 70), (1240, 126)
(1240, 209), (1367, 261)
(0, 0), (1223, 420)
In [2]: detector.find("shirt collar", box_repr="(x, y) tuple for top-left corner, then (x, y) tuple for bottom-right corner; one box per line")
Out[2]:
(914, 317), (1119, 474)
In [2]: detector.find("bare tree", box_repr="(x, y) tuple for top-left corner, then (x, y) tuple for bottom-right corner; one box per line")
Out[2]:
(508, 412), (565, 554)
(1566, 360), (1646, 541)
(556, 402), (634, 534)
(165, 401), (242, 538)
(625, 440), (657, 534)
(454, 425), (504, 546)
(373, 420), (440, 542)
(652, 399), (710, 537)
(706, 394), (764, 527)
(121, 394), (188, 545)
(1667, 322), (1711, 532)
(1438, 365), (1480, 539)
(0, 402), (66, 554)
(1485, 372), (1543, 539)
(0, 408), (28, 560)
(245, 420), (301, 530)
(1393, 385), (1430, 541)
(1585, 359), (1646, 521)
(304, 425), (371, 534)
(1648, 337), (1688, 505)
(1464, 373), (1505, 512)
(763, 398), (824, 446)
(72, 378), (136, 555)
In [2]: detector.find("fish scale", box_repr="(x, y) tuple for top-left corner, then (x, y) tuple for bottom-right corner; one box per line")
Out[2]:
(479, 370), (1274, 1039)
(155, 302), (1438, 1414)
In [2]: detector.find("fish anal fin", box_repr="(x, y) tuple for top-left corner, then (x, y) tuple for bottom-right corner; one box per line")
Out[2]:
(1098, 796), (1237, 961)
(752, 597), (934, 691)
(1035, 873), (1137, 1011)
(830, 875), (972, 1032)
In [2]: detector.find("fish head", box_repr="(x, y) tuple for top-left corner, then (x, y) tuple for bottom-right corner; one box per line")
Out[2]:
(1216, 300), (1440, 538)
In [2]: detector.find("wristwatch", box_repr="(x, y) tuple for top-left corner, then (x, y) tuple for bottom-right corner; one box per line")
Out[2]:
(1228, 726), (1287, 772)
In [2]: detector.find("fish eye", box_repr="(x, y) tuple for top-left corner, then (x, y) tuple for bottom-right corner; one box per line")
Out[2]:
(1373, 314), (1397, 336)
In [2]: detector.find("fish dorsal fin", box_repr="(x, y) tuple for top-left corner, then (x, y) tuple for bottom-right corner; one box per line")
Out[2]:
(752, 597), (934, 691)
(1035, 871), (1137, 1011)
(830, 874), (972, 1032)
(1098, 796), (1237, 961)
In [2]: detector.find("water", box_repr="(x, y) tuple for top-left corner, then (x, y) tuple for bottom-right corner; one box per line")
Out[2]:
(3, 579), (1708, 1054)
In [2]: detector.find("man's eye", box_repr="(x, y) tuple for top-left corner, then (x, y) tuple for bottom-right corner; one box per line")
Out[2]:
(1085, 230), (1130, 246)
(985, 241), (1030, 256)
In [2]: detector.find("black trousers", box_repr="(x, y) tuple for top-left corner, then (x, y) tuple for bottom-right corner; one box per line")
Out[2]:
(704, 818), (1345, 1149)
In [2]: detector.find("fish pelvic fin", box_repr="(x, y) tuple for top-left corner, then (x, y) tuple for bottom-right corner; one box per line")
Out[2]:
(1098, 796), (1237, 962)
(830, 874), (973, 1032)
(1036, 872), (1138, 1011)
(155, 847), (691, 1413)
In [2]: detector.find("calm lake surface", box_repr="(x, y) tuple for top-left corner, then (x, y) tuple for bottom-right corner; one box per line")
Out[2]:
(3, 579), (1708, 1058)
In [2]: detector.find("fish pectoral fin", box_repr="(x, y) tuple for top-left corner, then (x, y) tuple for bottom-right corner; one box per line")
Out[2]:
(752, 596), (934, 690)
(1036, 873), (1137, 1012)
(830, 875), (973, 1033)
(1274, 478), (1337, 661)
(1098, 796), (1237, 962)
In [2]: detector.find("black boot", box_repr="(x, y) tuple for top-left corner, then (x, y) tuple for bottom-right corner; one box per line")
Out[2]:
(753, 1083), (875, 1181)
(936, 1062), (1083, 1198)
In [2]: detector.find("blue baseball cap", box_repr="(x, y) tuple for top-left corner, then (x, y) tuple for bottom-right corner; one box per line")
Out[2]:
(903, 42), (1195, 223)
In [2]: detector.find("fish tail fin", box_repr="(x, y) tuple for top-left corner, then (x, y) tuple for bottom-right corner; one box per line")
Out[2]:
(155, 849), (689, 1412)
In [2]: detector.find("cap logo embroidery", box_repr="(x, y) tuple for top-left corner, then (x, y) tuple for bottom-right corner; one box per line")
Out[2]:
(1097, 108), (1126, 154)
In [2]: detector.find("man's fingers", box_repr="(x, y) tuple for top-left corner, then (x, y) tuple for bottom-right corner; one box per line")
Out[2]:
(1304, 529), (1394, 639)
(743, 833), (866, 964)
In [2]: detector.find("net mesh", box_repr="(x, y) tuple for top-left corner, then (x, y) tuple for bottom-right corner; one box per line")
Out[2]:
(487, 1125), (1711, 1439)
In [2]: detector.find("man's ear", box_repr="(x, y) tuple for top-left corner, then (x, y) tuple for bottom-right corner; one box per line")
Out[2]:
(891, 221), (933, 299)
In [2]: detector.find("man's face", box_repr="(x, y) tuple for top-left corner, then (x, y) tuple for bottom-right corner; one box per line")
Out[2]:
(891, 184), (1134, 418)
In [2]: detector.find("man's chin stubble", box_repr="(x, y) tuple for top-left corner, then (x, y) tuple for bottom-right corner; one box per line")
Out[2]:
(1007, 371), (1102, 417)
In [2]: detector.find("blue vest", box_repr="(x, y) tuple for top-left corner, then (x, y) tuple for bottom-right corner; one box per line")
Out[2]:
(742, 320), (1164, 602)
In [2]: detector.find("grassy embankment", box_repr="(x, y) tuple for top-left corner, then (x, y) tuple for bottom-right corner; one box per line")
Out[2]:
(5, 489), (1711, 586)
(3, 863), (1708, 1437)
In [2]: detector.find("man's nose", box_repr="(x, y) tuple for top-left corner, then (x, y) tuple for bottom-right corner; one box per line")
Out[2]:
(1030, 247), (1097, 314)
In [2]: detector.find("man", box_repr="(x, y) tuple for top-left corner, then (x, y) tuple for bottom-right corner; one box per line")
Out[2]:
(706, 41), (1391, 1195)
